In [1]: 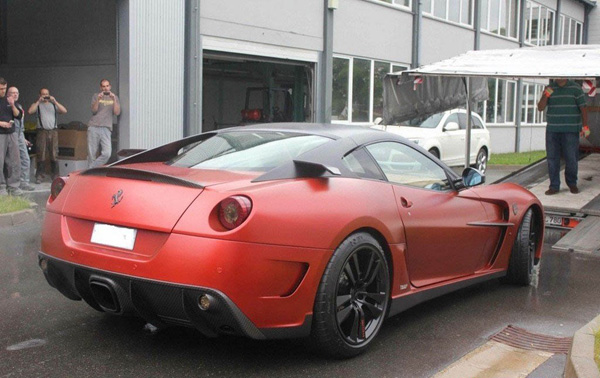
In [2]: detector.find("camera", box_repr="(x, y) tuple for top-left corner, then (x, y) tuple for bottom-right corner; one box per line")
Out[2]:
(43, 96), (50, 100)
(103, 91), (110, 96)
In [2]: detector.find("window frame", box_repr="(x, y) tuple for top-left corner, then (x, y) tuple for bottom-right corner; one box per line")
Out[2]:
(332, 54), (409, 124)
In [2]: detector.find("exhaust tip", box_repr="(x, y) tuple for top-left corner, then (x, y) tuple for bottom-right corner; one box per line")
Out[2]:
(89, 280), (121, 313)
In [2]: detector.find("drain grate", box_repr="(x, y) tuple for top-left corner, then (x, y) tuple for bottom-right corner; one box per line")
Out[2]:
(490, 325), (572, 354)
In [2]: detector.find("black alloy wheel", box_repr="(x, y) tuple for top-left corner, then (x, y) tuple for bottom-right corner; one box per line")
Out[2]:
(311, 232), (390, 358)
(505, 208), (537, 285)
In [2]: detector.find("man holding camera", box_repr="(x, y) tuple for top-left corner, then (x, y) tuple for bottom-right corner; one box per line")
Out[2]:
(28, 88), (68, 183)
(87, 79), (120, 168)
(0, 77), (22, 196)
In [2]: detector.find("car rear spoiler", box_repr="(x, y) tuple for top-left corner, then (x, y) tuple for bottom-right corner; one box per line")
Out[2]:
(81, 167), (204, 189)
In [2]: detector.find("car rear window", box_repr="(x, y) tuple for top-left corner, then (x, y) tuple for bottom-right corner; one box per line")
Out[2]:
(168, 131), (331, 172)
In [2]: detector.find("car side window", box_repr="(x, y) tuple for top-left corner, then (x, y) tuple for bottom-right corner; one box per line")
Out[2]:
(458, 113), (483, 130)
(472, 115), (484, 129)
(445, 113), (460, 129)
(342, 148), (386, 180)
(365, 142), (451, 191)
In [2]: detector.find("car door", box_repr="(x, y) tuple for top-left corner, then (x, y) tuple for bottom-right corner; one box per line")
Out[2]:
(440, 113), (465, 166)
(364, 141), (500, 288)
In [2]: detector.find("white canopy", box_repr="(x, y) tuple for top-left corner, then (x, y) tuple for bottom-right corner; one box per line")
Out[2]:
(404, 45), (600, 79)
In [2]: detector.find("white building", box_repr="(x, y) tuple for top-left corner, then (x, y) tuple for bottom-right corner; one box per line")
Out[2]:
(0, 0), (594, 157)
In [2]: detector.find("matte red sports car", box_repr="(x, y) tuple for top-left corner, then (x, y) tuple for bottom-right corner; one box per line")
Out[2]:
(39, 123), (543, 358)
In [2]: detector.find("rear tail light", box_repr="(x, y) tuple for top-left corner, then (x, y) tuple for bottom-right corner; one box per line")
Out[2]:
(218, 195), (252, 230)
(50, 177), (67, 201)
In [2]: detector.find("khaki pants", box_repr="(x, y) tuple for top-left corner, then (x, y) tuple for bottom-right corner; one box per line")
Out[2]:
(36, 129), (58, 179)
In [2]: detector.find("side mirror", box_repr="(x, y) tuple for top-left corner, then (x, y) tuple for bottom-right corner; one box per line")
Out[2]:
(462, 167), (485, 188)
(444, 122), (459, 132)
(374, 117), (383, 125)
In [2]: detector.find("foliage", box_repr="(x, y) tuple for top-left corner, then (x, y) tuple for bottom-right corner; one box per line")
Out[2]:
(596, 329), (600, 370)
(0, 195), (31, 214)
(488, 150), (546, 165)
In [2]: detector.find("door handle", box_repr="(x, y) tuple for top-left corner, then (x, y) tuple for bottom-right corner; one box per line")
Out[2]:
(400, 197), (413, 208)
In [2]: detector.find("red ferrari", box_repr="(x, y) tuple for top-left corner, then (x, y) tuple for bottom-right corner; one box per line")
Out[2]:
(39, 123), (543, 358)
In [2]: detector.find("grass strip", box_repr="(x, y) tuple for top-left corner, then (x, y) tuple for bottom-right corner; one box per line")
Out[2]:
(489, 150), (546, 165)
(0, 195), (31, 214)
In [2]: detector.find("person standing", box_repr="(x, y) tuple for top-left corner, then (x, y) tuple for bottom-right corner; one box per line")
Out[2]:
(27, 88), (68, 184)
(8, 87), (35, 191)
(537, 79), (587, 195)
(0, 78), (22, 196)
(88, 79), (120, 168)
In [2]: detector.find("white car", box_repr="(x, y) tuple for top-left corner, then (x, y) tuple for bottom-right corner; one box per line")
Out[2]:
(375, 109), (491, 173)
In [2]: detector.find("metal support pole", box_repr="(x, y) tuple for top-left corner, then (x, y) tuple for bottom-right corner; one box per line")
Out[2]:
(319, 1), (334, 123)
(555, 0), (562, 45)
(184, 0), (202, 136)
(411, 0), (422, 68)
(473, 0), (481, 50)
(465, 77), (472, 169)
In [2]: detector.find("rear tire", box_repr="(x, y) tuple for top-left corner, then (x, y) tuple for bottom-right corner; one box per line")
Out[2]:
(311, 232), (390, 358)
(474, 148), (488, 173)
(505, 208), (537, 285)
(428, 148), (440, 159)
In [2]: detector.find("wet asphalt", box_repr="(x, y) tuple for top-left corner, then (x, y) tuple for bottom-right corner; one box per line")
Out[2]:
(1, 216), (599, 377)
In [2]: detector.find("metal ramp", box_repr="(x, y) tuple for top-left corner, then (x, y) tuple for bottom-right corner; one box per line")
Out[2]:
(552, 215), (600, 254)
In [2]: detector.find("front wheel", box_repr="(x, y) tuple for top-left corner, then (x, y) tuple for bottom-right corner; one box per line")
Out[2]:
(311, 232), (390, 358)
(505, 208), (537, 285)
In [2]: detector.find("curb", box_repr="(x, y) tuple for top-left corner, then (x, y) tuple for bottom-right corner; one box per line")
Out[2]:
(564, 314), (600, 378)
(0, 207), (37, 227)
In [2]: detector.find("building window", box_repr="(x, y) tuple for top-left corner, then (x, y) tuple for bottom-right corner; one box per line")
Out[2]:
(481, 0), (519, 38)
(559, 15), (583, 45)
(332, 56), (408, 123)
(332, 57), (350, 121)
(524, 1), (556, 46)
(481, 78), (517, 124)
(423, 0), (473, 26)
(377, 0), (411, 8)
(521, 82), (546, 124)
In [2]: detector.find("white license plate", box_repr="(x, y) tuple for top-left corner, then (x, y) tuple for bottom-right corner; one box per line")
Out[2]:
(91, 223), (137, 250)
(545, 215), (563, 226)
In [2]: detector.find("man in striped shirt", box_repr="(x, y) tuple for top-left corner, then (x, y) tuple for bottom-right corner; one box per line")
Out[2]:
(537, 79), (587, 195)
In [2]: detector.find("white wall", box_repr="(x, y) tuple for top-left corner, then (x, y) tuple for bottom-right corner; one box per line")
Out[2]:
(334, 0), (412, 64)
(421, 17), (474, 64)
(488, 125), (546, 154)
(200, 0), (324, 52)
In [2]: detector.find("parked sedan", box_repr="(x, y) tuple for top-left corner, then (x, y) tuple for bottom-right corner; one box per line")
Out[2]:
(375, 109), (491, 173)
(39, 123), (541, 358)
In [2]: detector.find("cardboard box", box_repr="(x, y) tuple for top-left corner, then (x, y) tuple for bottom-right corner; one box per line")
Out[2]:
(58, 159), (88, 176)
(58, 129), (87, 160)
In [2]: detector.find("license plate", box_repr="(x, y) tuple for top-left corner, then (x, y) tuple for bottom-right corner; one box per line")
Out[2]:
(545, 215), (563, 226)
(91, 223), (137, 250)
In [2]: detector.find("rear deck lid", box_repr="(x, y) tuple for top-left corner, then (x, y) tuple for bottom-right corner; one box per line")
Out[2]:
(60, 165), (258, 232)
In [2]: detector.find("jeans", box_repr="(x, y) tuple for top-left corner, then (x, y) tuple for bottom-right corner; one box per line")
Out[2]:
(15, 126), (31, 184)
(87, 126), (112, 168)
(0, 132), (21, 190)
(545, 131), (579, 190)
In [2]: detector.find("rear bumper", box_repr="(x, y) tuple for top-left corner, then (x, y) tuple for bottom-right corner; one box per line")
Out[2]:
(40, 211), (332, 339)
(39, 253), (312, 339)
